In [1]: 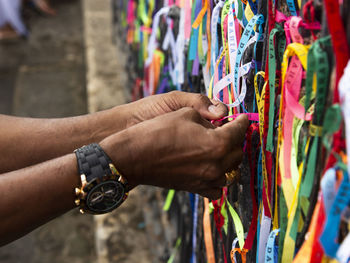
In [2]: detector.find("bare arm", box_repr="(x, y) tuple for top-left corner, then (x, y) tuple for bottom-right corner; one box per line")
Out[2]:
(0, 108), (128, 173)
(0, 109), (248, 246)
(0, 92), (233, 245)
(0, 153), (79, 245)
(0, 91), (227, 173)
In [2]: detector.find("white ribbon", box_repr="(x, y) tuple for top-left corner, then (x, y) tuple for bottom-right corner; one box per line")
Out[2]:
(210, 0), (225, 75)
(175, 7), (186, 86)
(145, 6), (170, 67)
(258, 208), (272, 263)
(338, 59), (350, 179)
(212, 34), (257, 108)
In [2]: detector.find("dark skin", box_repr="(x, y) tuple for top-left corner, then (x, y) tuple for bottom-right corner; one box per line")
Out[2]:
(0, 91), (249, 246)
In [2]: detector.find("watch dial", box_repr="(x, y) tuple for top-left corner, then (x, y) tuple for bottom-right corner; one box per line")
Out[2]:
(86, 180), (125, 213)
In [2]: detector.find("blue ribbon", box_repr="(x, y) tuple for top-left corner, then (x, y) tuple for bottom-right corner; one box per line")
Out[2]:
(233, 14), (264, 110)
(264, 229), (280, 263)
(320, 171), (350, 257)
(191, 194), (199, 263)
(286, 0), (297, 16)
(247, 0), (258, 15)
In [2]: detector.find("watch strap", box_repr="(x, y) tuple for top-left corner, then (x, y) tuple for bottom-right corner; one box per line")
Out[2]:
(75, 143), (114, 183)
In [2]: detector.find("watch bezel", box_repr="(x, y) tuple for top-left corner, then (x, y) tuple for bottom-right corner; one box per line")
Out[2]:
(78, 174), (128, 215)
(84, 178), (126, 214)
(76, 169), (129, 215)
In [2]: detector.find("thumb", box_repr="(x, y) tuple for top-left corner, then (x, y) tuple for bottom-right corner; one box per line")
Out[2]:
(207, 99), (229, 120)
(216, 114), (249, 148)
(171, 91), (228, 120)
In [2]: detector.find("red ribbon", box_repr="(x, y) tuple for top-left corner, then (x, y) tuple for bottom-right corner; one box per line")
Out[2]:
(212, 194), (228, 263)
(243, 123), (260, 250)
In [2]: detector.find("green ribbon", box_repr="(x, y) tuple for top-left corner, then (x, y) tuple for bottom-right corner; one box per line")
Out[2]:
(137, 0), (148, 25)
(236, 0), (243, 21)
(278, 190), (288, 263)
(187, 0), (199, 72)
(134, 20), (140, 44)
(289, 36), (332, 243)
(221, 200), (229, 235)
(322, 105), (342, 151)
(266, 24), (286, 152)
(226, 199), (245, 249)
(163, 189), (175, 211)
(300, 37), (331, 204)
(322, 104), (346, 170)
(167, 237), (182, 263)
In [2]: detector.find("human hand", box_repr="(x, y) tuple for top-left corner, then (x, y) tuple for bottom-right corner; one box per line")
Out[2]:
(101, 108), (249, 200)
(119, 91), (228, 128)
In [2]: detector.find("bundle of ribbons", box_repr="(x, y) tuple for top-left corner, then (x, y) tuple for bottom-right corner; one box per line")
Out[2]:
(113, 0), (350, 262)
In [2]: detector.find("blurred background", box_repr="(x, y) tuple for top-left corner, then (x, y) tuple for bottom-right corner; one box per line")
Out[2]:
(0, 0), (161, 262)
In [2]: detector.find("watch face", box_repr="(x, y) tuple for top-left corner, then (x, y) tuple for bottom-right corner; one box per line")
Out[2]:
(86, 180), (125, 214)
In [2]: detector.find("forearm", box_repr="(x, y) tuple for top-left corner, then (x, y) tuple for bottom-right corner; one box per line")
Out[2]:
(0, 129), (132, 246)
(0, 105), (129, 173)
(0, 153), (79, 245)
(0, 91), (228, 173)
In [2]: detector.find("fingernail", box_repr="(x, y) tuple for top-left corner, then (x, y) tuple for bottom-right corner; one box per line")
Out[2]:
(208, 105), (223, 116)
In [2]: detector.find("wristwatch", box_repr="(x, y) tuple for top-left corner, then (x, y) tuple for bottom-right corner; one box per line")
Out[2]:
(74, 143), (129, 214)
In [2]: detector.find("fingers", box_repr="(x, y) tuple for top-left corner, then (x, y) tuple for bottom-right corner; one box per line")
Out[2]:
(170, 91), (228, 120)
(215, 114), (249, 150)
(178, 107), (215, 129)
(210, 174), (227, 188)
(221, 149), (243, 172)
(209, 150), (242, 188)
(203, 115), (246, 189)
(207, 99), (229, 120)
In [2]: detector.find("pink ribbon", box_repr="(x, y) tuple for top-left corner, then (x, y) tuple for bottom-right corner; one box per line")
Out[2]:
(212, 113), (259, 123)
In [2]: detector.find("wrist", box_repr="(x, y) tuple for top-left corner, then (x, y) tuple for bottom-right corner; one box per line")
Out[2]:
(88, 104), (130, 142)
(99, 129), (140, 189)
(114, 101), (144, 129)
